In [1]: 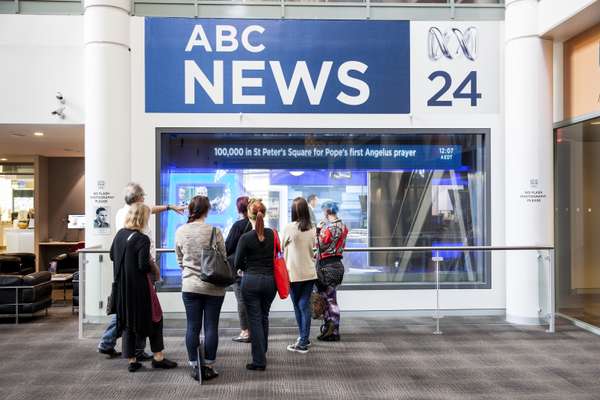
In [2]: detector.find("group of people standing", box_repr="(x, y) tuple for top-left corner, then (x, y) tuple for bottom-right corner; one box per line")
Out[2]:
(105, 183), (348, 382)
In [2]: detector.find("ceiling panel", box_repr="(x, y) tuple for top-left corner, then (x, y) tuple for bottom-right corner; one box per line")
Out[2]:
(0, 124), (84, 158)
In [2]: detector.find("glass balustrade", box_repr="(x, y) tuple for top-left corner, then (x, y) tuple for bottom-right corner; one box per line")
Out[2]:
(78, 246), (553, 339)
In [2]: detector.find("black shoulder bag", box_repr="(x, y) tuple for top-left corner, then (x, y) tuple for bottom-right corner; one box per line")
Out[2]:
(200, 227), (235, 287)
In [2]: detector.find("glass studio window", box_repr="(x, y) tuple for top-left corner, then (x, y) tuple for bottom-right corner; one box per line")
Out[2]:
(157, 131), (489, 290)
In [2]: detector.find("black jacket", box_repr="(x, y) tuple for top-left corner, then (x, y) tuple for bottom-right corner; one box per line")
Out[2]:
(225, 218), (252, 257)
(110, 228), (153, 336)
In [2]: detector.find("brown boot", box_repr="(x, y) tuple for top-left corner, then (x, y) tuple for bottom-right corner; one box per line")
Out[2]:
(317, 321), (335, 341)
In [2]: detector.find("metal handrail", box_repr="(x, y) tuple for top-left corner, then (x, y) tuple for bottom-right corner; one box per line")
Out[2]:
(78, 244), (556, 335)
(79, 245), (554, 254)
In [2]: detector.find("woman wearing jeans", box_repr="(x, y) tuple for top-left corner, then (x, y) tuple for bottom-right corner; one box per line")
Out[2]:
(234, 198), (277, 371)
(283, 197), (317, 354)
(175, 196), (226, 381)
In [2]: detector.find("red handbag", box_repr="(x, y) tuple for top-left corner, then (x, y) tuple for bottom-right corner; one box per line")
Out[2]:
(272, 229), (290, 299)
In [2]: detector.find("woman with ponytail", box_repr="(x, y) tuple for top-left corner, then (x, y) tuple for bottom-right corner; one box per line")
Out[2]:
(234, 198), (277, 371)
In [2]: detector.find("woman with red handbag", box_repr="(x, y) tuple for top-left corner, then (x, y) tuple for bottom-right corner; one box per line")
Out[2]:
(234, 198), (279, 371)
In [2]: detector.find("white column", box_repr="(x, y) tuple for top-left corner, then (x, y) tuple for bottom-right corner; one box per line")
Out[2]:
(505, 0), (554, 324)
(84, 0), (131, 318)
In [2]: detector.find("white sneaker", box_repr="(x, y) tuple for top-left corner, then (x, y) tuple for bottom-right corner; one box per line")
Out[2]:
(287, 343), (309, 354)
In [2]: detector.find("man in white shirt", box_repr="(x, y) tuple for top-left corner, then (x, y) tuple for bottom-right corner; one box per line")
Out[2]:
(98, 182), (184, 359)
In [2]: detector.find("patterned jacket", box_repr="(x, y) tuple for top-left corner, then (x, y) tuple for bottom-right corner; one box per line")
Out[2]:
(317, 218), (348, 260)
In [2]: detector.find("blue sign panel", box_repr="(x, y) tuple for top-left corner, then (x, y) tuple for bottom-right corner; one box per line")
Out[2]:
(207, 144), (461, 170)
(145, 18), (410, 114)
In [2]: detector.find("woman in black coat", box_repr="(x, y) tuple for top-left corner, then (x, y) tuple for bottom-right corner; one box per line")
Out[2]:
(111, 203), (177, 372)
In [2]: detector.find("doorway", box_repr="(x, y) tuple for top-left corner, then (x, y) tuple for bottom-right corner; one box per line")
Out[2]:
(555, 115), (600, 327)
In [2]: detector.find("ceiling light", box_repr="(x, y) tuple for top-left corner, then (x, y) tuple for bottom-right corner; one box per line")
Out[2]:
(34, 132), (44, 137)
(0, 158), (7, 161)
(10, 133), (26, 138)
(289, 171), (305, 177)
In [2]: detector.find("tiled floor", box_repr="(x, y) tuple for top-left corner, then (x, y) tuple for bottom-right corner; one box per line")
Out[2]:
(1, 308), (600, 400)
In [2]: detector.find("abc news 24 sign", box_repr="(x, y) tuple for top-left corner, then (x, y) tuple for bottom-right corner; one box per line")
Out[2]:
(145, 18), (499, 114)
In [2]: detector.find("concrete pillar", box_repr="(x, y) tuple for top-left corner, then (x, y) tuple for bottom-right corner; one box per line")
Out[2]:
(84, 0), (131, 317)
(504, 0), (554, 324)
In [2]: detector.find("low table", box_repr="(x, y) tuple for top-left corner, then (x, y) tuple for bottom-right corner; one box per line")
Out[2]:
(51, 273), (74, 306)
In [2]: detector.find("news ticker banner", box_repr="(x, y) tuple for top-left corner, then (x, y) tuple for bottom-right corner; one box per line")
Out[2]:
(145, 18), (499, 114)
(205, 144), (462, 170)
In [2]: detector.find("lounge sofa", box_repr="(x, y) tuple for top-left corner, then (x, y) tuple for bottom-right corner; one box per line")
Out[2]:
(52, 252), (79, 274)
(0, 271), (53, 322)
(0, 253), (36, 275)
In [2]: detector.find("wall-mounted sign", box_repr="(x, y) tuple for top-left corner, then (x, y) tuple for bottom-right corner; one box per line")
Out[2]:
(207, 144), (462, 170)
(519, 177), (547, 204)
(411, 21), (500, 115)
(145, 18), (499, 115)
(145, 18), (410, 114)
(89, 180), (114, 236)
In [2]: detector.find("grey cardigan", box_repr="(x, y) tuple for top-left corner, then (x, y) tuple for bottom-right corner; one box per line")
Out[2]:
(175, 221), (226, 297)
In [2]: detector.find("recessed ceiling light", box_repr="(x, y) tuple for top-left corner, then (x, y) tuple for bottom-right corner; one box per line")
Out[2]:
(10, 133), (26, 138)
(0, 158), (7, 161)
(34, 132), (44, 137)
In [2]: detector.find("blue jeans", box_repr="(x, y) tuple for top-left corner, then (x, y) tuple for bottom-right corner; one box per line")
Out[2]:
(98, 314), (146, 356)
(241, 273), (277, 367)
(290, 280), (315, 346)
(182, 292), (225, 366)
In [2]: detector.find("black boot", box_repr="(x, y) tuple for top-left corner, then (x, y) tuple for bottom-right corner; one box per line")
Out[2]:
(191, 366), (200, 381)
(191, 366), (219, 381)
(201, 366), (219, 380)
(128, 362), (143, 372)
(151, 358), (178, 369)
(317, 321), (335, 341)
(321, 333), (340, 342)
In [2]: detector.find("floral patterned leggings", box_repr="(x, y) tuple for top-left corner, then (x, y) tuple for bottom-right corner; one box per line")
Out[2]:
(319, 286), (340, 335)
